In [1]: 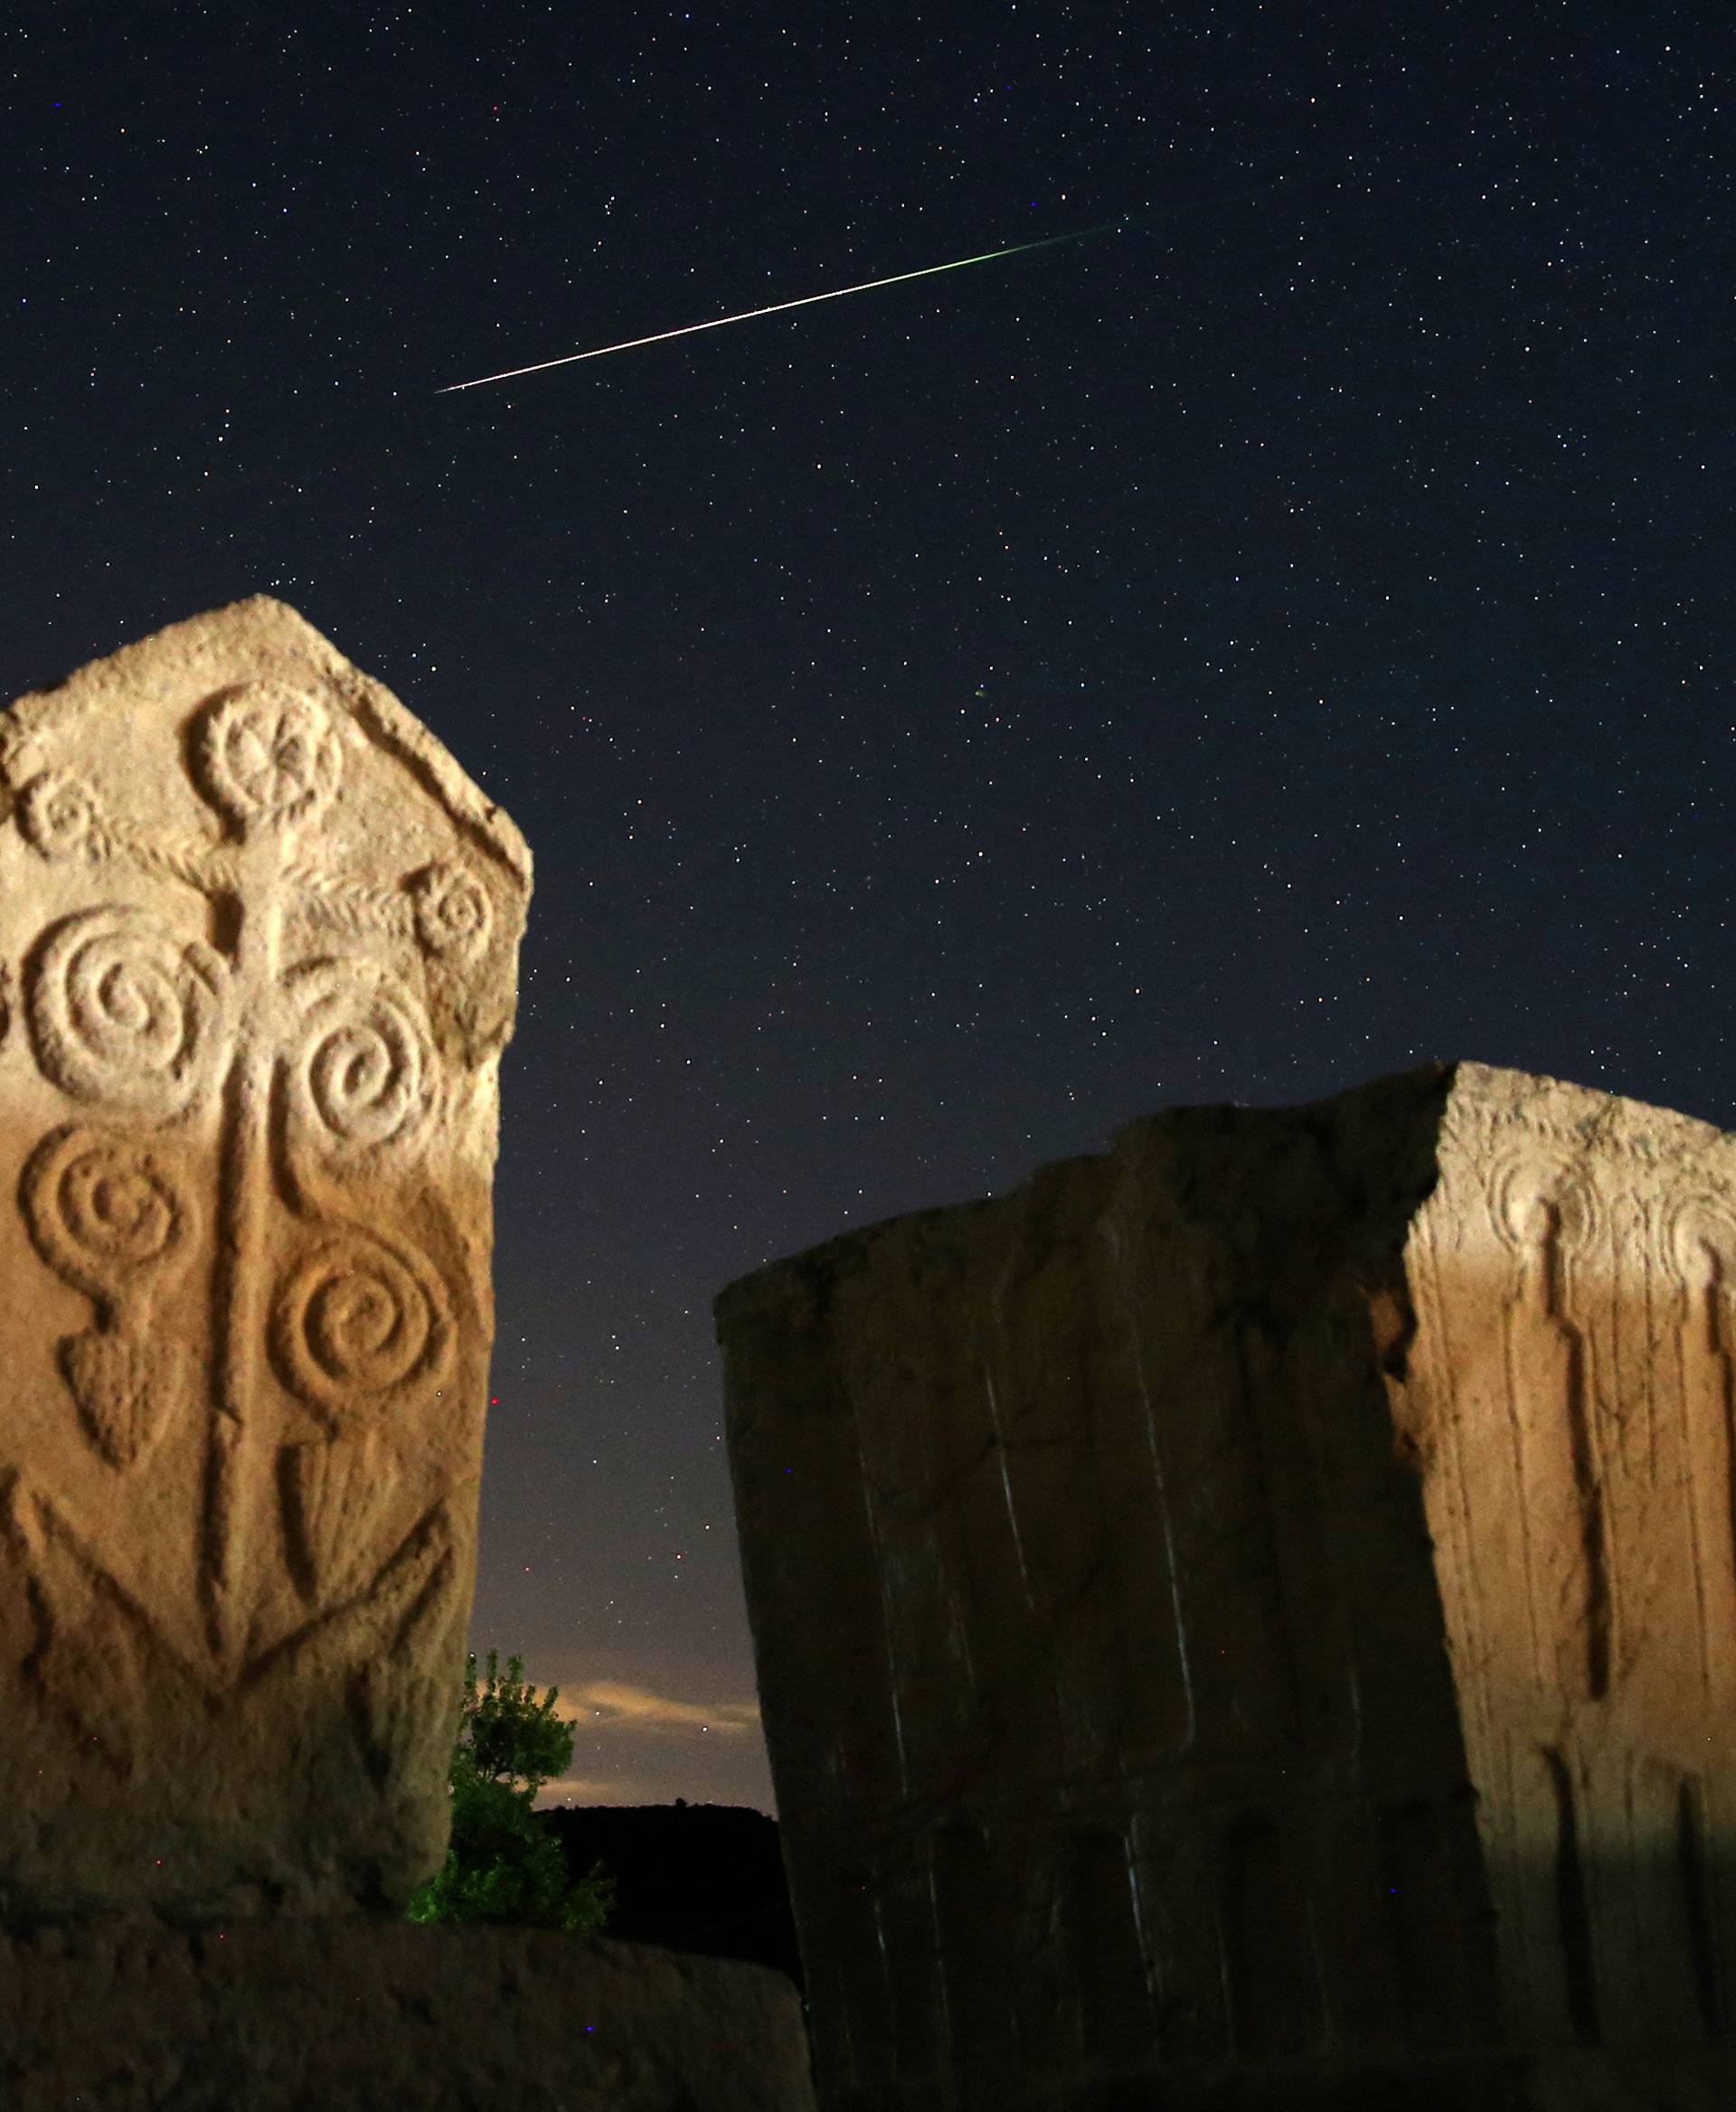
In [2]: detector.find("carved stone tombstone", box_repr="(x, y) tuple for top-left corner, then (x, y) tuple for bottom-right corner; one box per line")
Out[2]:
(0, 599), (529, 1919)
(719, 1065), (1736, 2110)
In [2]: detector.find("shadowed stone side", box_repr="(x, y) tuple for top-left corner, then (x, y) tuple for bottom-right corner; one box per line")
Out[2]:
(0, 602), (529, 1919)
(0, 1916), (817, 2112)
(716, 1063), (1736, 2111)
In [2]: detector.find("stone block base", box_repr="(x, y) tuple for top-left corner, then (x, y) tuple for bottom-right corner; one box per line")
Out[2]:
(0, 1914), (816, 2111)
(826, 2050), (1736, 2112)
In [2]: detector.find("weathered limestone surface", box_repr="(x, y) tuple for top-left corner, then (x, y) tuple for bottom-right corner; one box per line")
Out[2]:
(717, 1064), (1736, 2110)
(0, 1915), (817, 2111)
(0, 601), (528, 1919)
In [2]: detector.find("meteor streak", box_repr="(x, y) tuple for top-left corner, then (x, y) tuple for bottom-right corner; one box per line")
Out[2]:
(437, 218), (1130, 393)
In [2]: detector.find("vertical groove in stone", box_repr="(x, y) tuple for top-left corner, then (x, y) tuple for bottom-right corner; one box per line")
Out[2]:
(1678, 1777), (1724, 2042)
(1557, 1302), (1611, 1704)
(1112, 1288), (1195, 1758)
(929, 1824), (1014, 2070)
(1217, 1814), (1324, 2060)
(1675, 1213), (1736, 1712)
(1377, 1796), (1470, 2052)
(1544, 1746), (1602, 2048)
(1063, 1825), (1156, 2068)
(1713, 1247), (1736, 1608)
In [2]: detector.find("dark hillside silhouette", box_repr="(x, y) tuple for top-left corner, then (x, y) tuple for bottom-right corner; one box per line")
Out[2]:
(542, 1802), (802, 1992)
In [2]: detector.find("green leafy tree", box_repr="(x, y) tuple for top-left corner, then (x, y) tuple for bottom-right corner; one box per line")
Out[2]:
(408, 1650), (616, 1934)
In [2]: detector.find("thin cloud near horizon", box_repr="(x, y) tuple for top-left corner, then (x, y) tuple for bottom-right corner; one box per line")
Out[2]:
(557, 1680), (761, 1736)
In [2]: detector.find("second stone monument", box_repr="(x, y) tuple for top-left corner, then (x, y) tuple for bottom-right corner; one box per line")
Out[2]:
(719, 1063), (1736, 2108)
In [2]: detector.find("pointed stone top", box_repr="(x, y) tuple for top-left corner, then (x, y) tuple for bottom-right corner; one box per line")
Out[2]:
(1, 597), (531, 888)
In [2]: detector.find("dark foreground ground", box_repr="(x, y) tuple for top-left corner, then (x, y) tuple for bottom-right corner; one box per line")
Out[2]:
(0, 1915), (817, 2112)
(542, 1801), (804, 1993)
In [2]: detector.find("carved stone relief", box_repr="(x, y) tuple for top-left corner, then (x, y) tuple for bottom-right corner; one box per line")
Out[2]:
(0, 599), (528, 1918)
(719, 1064), (1736, 2107)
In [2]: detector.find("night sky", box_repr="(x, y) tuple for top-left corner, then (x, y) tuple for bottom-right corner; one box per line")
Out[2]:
(4, 9), (1729, 1814)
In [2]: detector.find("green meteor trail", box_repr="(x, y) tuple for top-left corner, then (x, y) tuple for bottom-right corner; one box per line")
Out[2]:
(437, 218), (1130, 392)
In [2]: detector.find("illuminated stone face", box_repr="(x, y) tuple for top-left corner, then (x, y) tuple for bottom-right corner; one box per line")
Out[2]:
(719, 1063), (1736, 2106)
(0, 598), (529, 1919)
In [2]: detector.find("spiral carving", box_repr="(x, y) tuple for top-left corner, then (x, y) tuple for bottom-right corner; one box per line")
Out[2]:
(411, 860), (492, 964)
(23, 1126), (197, 1307)
(22, 1127), (197, 1469)
(196, 682), (343, 833)
(28, 906), (227, 1118)
(270, 1226), (453, 1422)
(284, 960), (431, 1165)
(19, 769), (106, 862)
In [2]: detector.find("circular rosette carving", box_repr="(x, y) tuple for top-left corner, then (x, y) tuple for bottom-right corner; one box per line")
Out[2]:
(411, 860), (493, 964)
(28, 906), (228, 1118)
(19, 770), (105, 861)
(22, 1125), (199, 1307)
(196, 681), (343, 833)
(284, 960), (432, 1168)
(270, 1227), (454, 1424)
